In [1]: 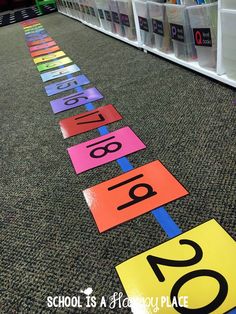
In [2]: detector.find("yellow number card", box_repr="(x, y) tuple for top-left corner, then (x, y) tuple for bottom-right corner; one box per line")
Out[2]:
(116, 219), (236, 313)
(33, 51), (66, 64)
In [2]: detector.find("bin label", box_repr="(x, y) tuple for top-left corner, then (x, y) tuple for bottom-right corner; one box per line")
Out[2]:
(98, 9), (104, 19)
(138, 16), (149, 32)
(85, 6), (90, 14)
(120, 14), (130, 27)
(68, 126), (146, 175)
(83, 160), (188, 232)
(116, 219), (236, 313)
(152, 19), (164, 36)
(170, 23), (185, 42)
(112, 11), (120, 24)
(193, 28), (212, 47)
(90, 7), (96, 17)
(80, 4), (85, 13)
(104, 10), (112, 22)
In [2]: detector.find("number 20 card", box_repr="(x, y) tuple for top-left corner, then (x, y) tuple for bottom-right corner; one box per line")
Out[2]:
(83, 160), (188, 232)
(116, 219), (236, 313)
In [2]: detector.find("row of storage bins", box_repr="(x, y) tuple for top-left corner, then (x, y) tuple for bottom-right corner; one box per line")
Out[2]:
(135, 1), (218, 69)
(57, 0), (236, 80)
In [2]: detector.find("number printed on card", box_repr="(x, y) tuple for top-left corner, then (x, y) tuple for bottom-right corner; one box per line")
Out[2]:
(40, 64), (80, 82)
(59, 104), (123, 138)
(44, 74), (90, 96)
(83, 160), (188, 232)
(50, 87), (103, 113)
(116, 219), (236, 313)
(68, 126), (146, 174)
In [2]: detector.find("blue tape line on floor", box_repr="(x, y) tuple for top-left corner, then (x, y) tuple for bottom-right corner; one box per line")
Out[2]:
(57, 65), (182, 238)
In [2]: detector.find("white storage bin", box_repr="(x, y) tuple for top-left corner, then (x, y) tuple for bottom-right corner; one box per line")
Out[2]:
(95, 0), (113, 32)
(134, 0), (153, 47)
(109, 0), (125, 36)
(79, 0), (87, 21)
(148, 1), (172, 53)
(88, 0), (100, 27)
(166, 4), (197, 61)
(72, 0), (82, 20)
(221, 0), (236, 10)
(221, 10), (236, 80)
(117, 0), (137, 40)
(188, 3), (217, 69)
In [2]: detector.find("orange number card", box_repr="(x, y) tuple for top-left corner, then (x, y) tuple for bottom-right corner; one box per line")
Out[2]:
(83, 160), (188, 232)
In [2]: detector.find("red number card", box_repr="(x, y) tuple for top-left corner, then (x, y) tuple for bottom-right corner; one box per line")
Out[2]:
(59, 104), (123, 139)
(27, 37), (53, 47)
(30, 46), (60, 58)
(83, 160), (189, 232)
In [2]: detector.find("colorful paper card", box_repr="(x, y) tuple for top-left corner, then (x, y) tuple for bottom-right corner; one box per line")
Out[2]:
(31, 46), (60, 58)
(33, 51), (66, 64)
(36, 57), (72, 72)
(22, 21), (40, 27)
(83, 160), (188, 232)
(40, 64), (80, 82)
(25, 28), (44, 34)
(26, 33), (48, 39)
(29, 41), (56, 52)
(26, 34), (49, 42)
(68, 126), (146, 174)
(60, 104), (123, 139)
(44, 74), (90, 96)
(24, 25), (42, 31)
(116, 219), (236, 313)
(27, 37), (53, 47)
(50, 87), (103, 113)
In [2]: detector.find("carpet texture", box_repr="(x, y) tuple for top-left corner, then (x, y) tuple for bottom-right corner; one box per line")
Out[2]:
(0, 12), (235, 313)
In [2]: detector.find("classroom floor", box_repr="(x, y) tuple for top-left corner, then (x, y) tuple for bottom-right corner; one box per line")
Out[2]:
(1, 12), (235, 313)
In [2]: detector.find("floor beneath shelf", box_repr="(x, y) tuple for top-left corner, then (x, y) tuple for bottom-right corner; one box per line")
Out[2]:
(1, 12), (236, 313)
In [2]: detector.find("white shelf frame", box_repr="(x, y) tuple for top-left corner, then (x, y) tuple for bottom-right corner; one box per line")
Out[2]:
(56, 0), (236, 88)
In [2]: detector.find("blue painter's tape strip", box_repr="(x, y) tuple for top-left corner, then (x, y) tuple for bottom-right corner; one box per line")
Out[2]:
(228, 309), (236, 314)
(116, 157), (134, 173)
(152, 207), (182, 238)
(58, 65), (181, 238)
(98, 126), (109, 135)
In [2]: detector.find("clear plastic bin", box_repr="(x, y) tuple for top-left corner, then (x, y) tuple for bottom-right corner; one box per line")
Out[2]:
(166, 4), (197, 61)
(72, 0), (82, 20)
(148, 1), (172, 53)
(95, 0), (113, 32)
(221, 0), (236, 10)
(134, 0), (153, 47)
(117, 0), (137, 40)
(79, 0), (86, 21)
(109, 0), (125, 36)
(188, 3), (217, 69)
(88, 0), (100, 26)
(221, 10), (236, 80)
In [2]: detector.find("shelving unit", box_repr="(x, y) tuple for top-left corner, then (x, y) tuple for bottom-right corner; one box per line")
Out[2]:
(56, 0), (236, 88)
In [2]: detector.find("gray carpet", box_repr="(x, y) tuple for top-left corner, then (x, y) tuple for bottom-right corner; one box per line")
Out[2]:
(0, 12), (235, 313)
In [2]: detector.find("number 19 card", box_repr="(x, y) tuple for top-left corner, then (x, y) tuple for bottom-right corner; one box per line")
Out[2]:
(83, 160), (188, 232)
